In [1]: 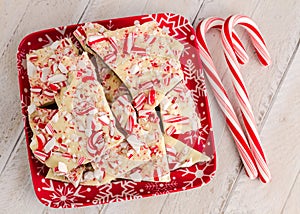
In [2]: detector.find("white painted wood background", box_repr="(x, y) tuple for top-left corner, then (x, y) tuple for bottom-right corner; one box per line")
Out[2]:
(0, 0), (299, 213)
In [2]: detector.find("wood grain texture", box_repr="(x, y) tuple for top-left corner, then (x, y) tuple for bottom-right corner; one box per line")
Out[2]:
(0, 135), (45, 213)
(282, 173), (300, 214)
(0, 0), (298, 213)
(81, 0), (203, 23)
(0, 0), (31, 56)
(224, 47), (300, 214)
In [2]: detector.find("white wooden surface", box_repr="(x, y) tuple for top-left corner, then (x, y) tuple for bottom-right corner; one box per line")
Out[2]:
(0, 0), (299, 213)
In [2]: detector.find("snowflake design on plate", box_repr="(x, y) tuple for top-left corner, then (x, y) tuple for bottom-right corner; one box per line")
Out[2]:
(93, 180), (142, 204)
(40, 180), (88, 208)
(31, 155), (47, 176)
(178, 159), (215, 189)
(144, 180), (178, 195)
(142, 13), (191, 41)
(106, 20), (114, 30)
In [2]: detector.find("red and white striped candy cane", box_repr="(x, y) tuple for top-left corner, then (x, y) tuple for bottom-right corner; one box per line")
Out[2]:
(196, 17), (258, 179)
(221, 15), (271, 183)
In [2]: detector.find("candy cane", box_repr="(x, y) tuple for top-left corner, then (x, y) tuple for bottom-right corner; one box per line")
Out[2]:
(196, 17), (258, 179)
(221, 15), (271, 183)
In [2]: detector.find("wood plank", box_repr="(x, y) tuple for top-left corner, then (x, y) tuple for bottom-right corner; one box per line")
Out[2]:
(0, 135), (45, 212)
(224, 47), (300, 214)
(282, 173), (300, 214)
(0, 0), (89, 174)
(43, 205), (101, 214)
(80, 0), (202, 23)
(160, 0), (300, 213)
(101, 195), (167, 214)
(0, 0), (31, 56)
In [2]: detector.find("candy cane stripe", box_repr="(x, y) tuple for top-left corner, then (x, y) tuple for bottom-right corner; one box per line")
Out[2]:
(196, 17), (258, 180)
(222, 15), (271, 183)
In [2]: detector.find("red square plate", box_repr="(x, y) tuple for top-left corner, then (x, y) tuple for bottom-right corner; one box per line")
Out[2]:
(17, 13), (216, 208)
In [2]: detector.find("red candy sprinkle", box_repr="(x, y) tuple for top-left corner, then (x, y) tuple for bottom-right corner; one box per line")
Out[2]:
(126, 115), (135, 133)
(33, 150), (48, 163)
(104, 53), (117, 64)
(82, 75), (95, 83)
(165, 125), (176, 135)
(148, 89), (156, 105)
(113, 135), (121, 141)
(131, 46), (147, 56)
(132, 93), (146, 111)
(29, 55), (38, 62)
(162, 114), (190, 124)
(74, 26), (87, 39)
(123, 33), (135, 54)
(48, 83), (60, 91)
(36, 133), (46, 150)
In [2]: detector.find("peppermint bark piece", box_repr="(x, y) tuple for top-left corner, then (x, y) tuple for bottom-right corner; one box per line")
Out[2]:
(115, 108), (170, 182)
(82, 22), (184, 109)
(80, 164), (115, 186)
(116, 56), (183, 109)
(26, 38), (78, 107)
(164, 135), (210, 170)
(160, 81), (202, 135)
(28, 107), (58, 162)
(111, 95), (152, 159)
(46, 164), (116, 187)
(74, 23), (129, 103)
(39, 53), (124, 185)
(87, 95), (152, 179)
(93, 143), (150, 179)
(112, 96), (170, 182)
(87, 21), (184, 63)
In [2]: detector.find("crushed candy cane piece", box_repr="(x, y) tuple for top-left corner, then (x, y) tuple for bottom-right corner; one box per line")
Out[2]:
(165, 125), (176, 136)
(33, 150), (48, 162)
(147, 89), (156, 105)
(132, 93), (146, 111)
(43, 137), (56, 153)
(58, 162), (68, 174)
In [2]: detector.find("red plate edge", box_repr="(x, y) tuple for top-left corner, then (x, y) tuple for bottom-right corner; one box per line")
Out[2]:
(17, 13), (216, 208)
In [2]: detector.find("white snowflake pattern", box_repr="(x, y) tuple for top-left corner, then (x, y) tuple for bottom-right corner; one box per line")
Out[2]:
(141, 14), (193, 56)
(142, 13), (191, 39)
(183, 59), (197, 80)
(144, 180), (178, 195)
(182, 59), (206, 100)
(182, 122), (208, 149)
(43, 32), (76, 48)
(17, 49), (27, 75)
(31, 155), (47, 176)
(181, 42), (191, 57)
(41, 180), (88, 208)
(55, 26), (67, 36)
(178, 160), (215, 189)
(93, 180), (142, 204)
(194, 68), (207, 97)
(106, 20), (114, 30)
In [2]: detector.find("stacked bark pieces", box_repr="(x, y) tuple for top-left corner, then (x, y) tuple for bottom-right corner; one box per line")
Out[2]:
(27, 21), (210, 187)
